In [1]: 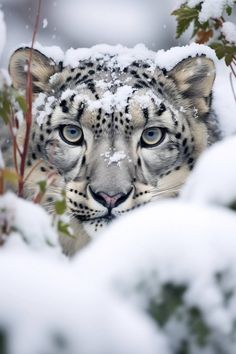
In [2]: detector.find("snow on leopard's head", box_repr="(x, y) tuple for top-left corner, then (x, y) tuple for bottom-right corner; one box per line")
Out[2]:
(9, 45), (217, 254)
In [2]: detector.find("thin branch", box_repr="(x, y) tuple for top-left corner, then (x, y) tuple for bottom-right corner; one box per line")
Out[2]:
(23, 159), (43, 183)
(230, 71), (236, 103)
(18, 0), (42, 197)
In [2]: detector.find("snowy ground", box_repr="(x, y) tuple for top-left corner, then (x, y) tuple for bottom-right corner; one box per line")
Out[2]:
(1, 3), (236, 354)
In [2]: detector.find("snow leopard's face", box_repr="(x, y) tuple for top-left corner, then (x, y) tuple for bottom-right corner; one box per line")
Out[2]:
(9, 47), (217, 254)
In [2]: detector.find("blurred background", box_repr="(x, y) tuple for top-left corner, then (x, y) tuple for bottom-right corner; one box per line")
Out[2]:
(0, 0), (189, 67)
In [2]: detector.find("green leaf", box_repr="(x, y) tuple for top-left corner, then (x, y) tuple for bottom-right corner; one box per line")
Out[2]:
(210, 43), (226, 59)
(148, 283), (186, 326)
(37, 180), (47, 194)
(1, 169), (19, 185)
(172, 5), (200, 38)
(211, 43), (236, 63)
(226, 5), (232, 16)
(57, 220), (74, 238)
(0, 92), (11, 124)
(0, 108), (9, 124)
(54, 198), (67, 215)
(188, 307), (210, 346)
(15, 95), (27, 113)
(225, 53), (233, 66)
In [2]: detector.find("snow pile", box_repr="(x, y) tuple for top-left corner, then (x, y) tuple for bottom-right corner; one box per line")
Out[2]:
(222, 21), (236, 44)
(63, 43), (156, 71)
(181, 0), (234, 22)
(35, 41), (217, 73)
(0, 246), (167, 354)
(0, 192), (60, 252)
(71, 200), (236, 353)
(182, 136), (236, 206)
(2, 197), (236, 353)
(155, 43), (217, 70)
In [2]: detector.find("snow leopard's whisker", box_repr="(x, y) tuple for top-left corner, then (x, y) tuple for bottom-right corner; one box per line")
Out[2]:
(150, 183), (183, 198)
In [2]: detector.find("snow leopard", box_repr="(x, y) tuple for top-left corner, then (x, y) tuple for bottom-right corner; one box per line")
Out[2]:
(5, 46), (220, 255)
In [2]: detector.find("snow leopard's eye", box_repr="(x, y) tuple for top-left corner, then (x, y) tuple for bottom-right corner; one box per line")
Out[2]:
(141, 127), (166, 147)
(59, 125), (83, 145)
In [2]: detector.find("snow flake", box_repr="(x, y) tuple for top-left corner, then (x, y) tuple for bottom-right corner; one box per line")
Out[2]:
(42, 18), (48, 29)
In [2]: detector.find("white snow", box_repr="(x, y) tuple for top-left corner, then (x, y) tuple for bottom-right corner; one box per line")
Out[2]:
(101, 150), (130, 166)
(222, 21), (236, 44)
(42, 18), (48, 29)
(63, 43), (155, 71)
(0, 245), (167, 354)
(0, 192), (60, 251)
(33, 41), (64, 63)
(72, 199), (236, 350)
(33, 92), (56, 126)
(155, 43), (217, 71)
(182, 136), (236, 207)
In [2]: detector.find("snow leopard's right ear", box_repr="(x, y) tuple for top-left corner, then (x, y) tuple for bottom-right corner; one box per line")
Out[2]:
(9, 47), (59, 93)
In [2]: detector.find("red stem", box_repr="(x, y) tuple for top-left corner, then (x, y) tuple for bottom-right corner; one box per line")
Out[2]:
(18, 0), (42, 197)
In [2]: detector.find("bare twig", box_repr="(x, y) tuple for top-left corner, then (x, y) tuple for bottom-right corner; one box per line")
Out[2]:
(230, 71), (236, 103)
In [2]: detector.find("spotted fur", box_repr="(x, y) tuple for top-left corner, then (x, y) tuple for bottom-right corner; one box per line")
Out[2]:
(7, 47), (220, 255)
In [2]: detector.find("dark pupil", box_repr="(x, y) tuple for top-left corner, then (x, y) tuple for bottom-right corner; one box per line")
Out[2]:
(69, 128), (77, 135)
(148, 131), (155, 137)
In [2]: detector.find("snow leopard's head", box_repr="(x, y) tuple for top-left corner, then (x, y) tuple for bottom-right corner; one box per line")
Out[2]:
(9, 46), (217, 254)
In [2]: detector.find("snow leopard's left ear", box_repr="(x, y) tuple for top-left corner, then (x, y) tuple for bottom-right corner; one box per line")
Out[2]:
(168, 56), (215, 115)
(9, 47), (59, 93)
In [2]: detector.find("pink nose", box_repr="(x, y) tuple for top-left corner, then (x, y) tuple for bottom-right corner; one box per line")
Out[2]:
(89, 186), (131, 209)
(98, 192), (124, 208)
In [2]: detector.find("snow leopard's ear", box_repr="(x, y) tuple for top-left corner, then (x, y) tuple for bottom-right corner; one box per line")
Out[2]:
(9, 47), (59, 93)
(168, 56), (215, 115)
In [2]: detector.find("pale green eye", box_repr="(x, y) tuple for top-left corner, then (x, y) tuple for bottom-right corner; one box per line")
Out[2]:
(141, 127), (166, 147)
(59, 125), (83, 145)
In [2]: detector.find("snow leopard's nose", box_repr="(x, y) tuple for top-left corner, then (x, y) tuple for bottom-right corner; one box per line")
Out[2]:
(89, 186), (132, 209)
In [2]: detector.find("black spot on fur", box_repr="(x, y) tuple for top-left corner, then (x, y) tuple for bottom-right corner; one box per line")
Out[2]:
(77, 103), (85, 120)
(188, 157), (194, 165)
(75, 72), (81, 80)
(175, 132), (181, 139)
(142, 108), (149, 123)
(157, 103), (166, 116)
(161, 68), (167, 76)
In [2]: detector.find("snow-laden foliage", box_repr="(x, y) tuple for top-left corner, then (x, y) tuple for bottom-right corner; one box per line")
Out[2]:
(180, 0), (235, 22)
(173, 0), (236, 66)
(0, 192), (60, 251)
